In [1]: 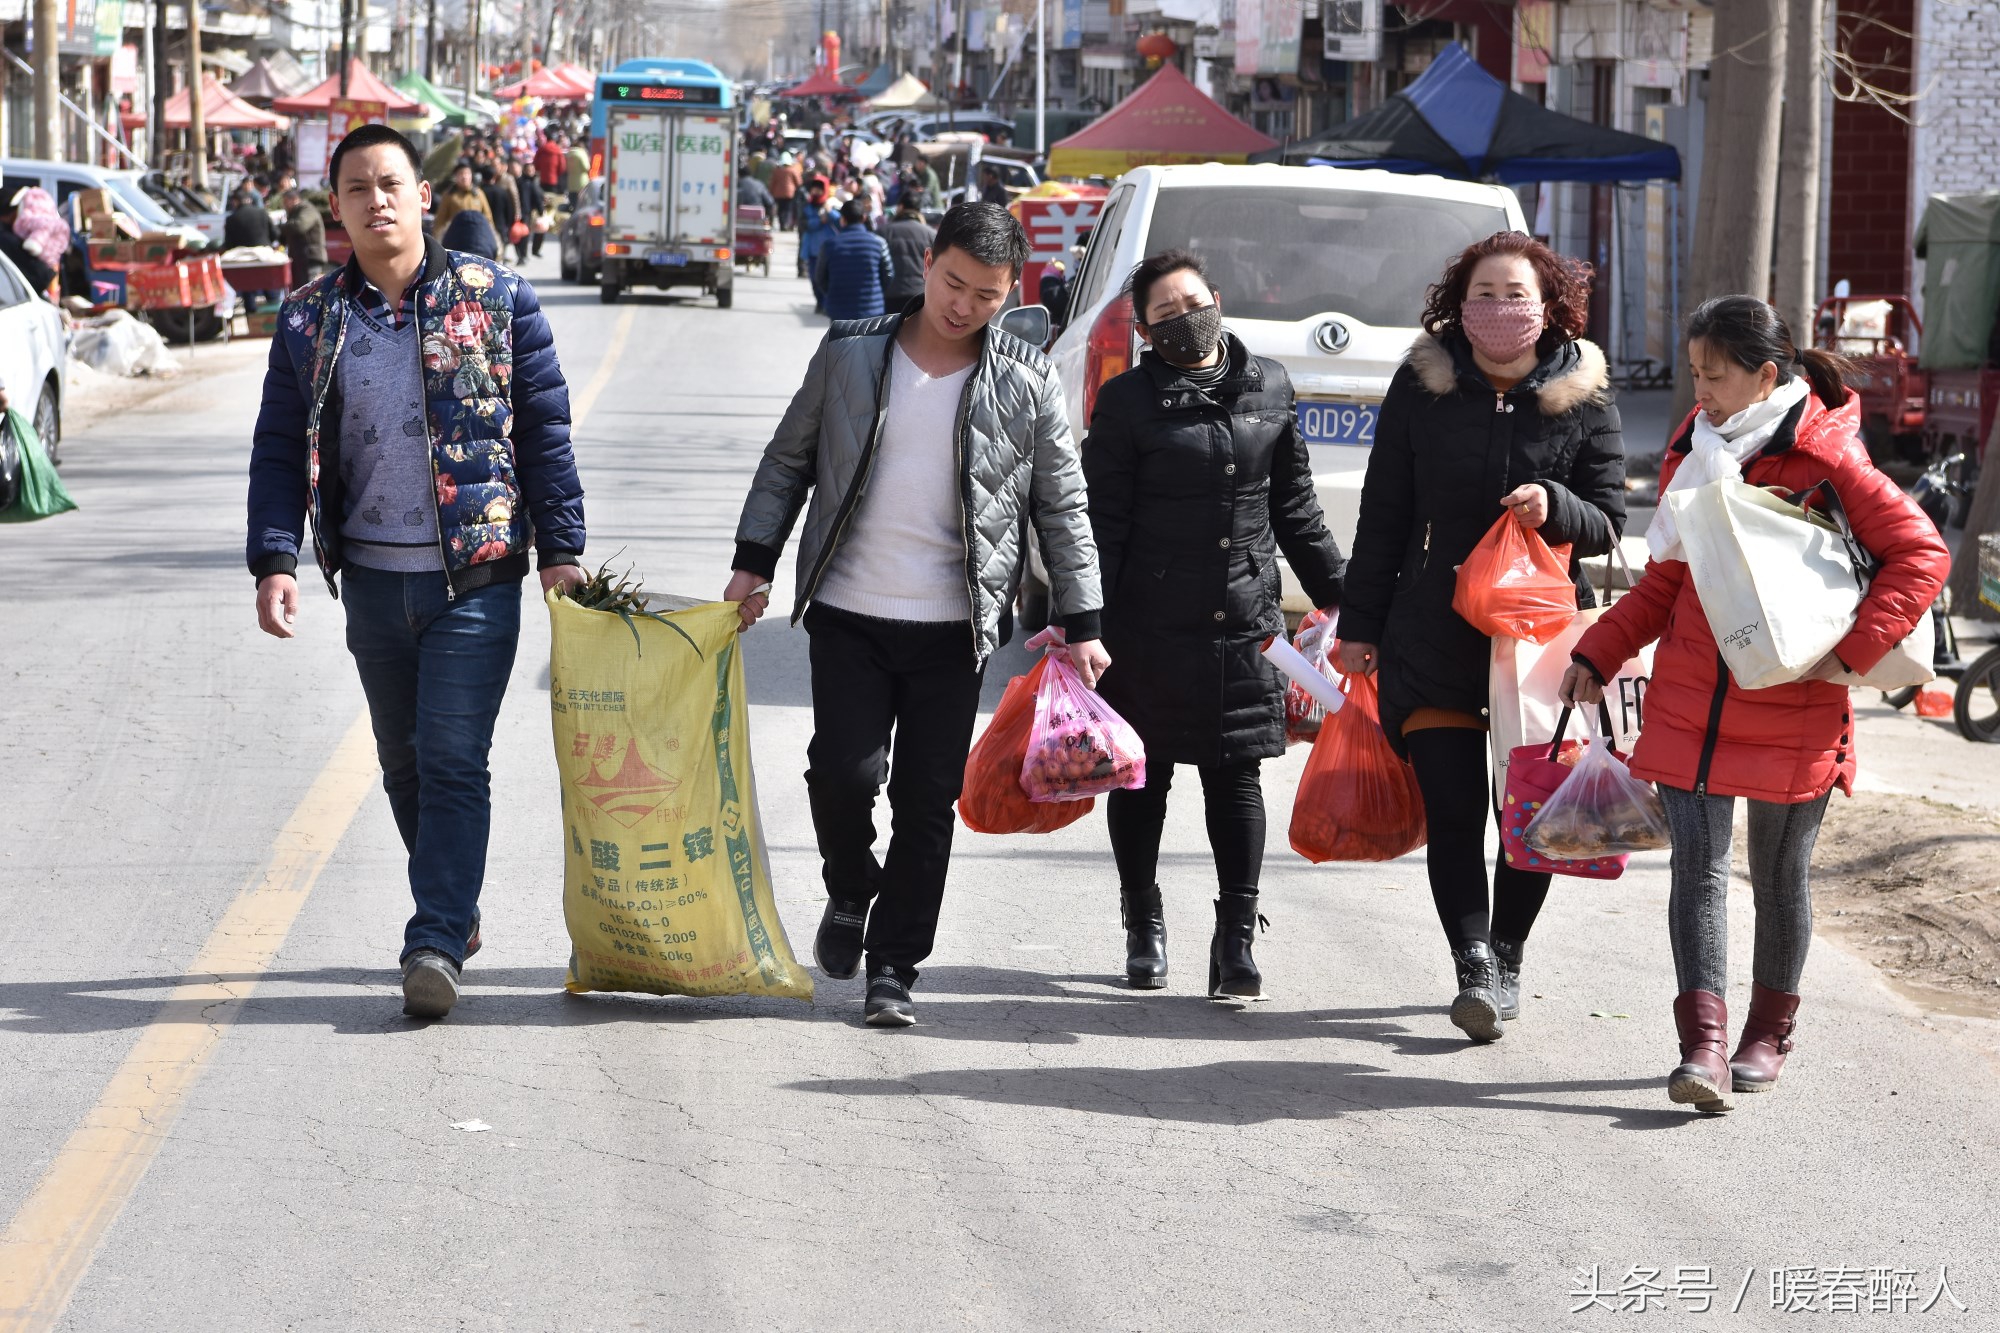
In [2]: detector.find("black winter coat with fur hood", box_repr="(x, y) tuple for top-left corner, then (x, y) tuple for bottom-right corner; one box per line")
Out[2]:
(1340, 331), (1627, 755)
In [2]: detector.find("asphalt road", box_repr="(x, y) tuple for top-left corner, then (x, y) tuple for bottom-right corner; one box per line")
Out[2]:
(1, 241), (1996, 1332)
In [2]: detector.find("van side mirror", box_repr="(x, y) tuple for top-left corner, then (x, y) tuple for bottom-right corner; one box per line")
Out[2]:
(996, 304), (1051, 347)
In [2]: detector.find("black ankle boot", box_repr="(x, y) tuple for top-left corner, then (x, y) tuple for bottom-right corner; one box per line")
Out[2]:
(1492, 937), (1525, 1021)
(1450, 941), (1504, 1042)
(1120, 884), (1168, 989)
(1208, 895), (1266, 1000)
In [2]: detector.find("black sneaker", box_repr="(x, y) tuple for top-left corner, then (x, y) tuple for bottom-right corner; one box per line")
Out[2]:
(401, 948), (462, 1019)
(464, 910), (483, 961)
(814, 897), (868, 979)
(863, 959), (918, 1028)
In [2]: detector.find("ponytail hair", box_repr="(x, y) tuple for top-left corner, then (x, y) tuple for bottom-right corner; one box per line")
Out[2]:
(1685, 294), (1853, 408)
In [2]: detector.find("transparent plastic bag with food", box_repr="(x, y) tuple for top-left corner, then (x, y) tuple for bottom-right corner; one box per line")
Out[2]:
(1522, 718), (1670, 860)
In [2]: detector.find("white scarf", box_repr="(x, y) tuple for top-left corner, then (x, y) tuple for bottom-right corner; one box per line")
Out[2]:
(1647, 376), (1811, 562)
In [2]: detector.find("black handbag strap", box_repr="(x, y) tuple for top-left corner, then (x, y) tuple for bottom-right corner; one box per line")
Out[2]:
(1788, 478), (1879, 583)
(1545, 699), (1620, 760)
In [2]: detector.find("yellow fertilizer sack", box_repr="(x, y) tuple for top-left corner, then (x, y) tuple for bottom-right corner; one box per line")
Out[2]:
(547, 590), (813, 1001)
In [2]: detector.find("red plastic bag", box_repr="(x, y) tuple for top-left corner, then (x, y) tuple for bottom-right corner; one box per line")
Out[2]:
(1289, 671), (1427, 863)
(1020, 636), (1147, 803)
(959, 655), (1096, 834)
(1452, 510), (1578, 645)
(1284, 609), (1339, 745)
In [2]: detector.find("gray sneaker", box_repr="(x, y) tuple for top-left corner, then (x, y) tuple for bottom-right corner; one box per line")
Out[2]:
(402, 949), (462, 1019)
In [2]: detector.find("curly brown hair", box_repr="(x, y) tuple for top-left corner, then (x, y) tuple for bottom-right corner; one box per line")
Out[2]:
(1419, 231), (1593, 352)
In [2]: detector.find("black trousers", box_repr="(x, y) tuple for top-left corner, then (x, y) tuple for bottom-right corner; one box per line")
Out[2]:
(1404, 727), (1551, 948)
(804, 604), (985, 969)
(1106, 760), (1265, 897)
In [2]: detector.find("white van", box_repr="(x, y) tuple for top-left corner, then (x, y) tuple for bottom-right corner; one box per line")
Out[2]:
(1026, 163), (1526, 621)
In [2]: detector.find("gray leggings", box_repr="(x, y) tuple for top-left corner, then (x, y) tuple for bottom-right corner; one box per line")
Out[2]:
(1657, 784), (1832, 996)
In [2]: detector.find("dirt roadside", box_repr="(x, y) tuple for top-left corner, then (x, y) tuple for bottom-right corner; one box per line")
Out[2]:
(1806, 792), (2000, 1018)
(64, 336), (269, 439)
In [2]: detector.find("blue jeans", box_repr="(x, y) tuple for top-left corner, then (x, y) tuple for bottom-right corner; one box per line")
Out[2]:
(340, 565), (522, 965)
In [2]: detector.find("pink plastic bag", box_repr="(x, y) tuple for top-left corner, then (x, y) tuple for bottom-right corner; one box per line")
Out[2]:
(1019, 629), (1147, 803)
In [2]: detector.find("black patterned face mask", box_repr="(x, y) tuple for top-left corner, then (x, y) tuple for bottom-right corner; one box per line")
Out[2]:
(1146, 303), (1223, 366)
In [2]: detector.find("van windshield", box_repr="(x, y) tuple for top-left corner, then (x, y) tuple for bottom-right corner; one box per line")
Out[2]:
(1144, 185), (1513, 327)
(106, 176), (178, 228)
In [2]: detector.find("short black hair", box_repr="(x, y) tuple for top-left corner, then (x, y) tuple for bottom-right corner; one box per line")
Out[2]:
(931, 202), (1028, 277)
(328, 123), (423, 191)
(840, 196), (868, 226)
(1124, 248), (1214, 323)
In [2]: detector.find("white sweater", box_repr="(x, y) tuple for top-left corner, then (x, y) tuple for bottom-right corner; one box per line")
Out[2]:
(814, 343), (975, 622)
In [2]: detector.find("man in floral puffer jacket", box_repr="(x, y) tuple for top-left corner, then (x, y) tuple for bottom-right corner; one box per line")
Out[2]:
(246, 125), (586, 1022)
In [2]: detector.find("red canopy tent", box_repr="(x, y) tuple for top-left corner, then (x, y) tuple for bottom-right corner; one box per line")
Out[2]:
(492, 66), (592, 103)
(271, 60), (423, 116)
(162, 74), (291, 129)
(780, 67), (865, 100)
(1046, 63), (1276, 177)
(550, 63), (598, 94)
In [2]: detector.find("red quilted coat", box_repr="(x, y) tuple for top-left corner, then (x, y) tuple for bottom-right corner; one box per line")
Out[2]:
(1574, 389), (1949, 804)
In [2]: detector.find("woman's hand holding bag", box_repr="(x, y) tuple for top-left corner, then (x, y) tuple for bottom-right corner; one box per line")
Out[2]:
(1453, 509), (1578, 645)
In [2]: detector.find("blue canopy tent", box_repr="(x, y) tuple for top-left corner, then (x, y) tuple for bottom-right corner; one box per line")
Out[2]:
(1253, 44), (1680, 183)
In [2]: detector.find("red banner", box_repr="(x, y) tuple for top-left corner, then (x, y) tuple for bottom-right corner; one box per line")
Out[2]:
(1012, 196), (1106, 309)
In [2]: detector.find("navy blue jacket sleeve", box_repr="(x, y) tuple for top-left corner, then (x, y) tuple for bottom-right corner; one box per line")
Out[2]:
(509, 276), (586, 565)
(246, 323), (309, 582)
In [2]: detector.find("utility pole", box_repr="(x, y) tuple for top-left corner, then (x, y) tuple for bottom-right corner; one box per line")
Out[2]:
(338, 0), (352, 93)
(426, 0), (438, 81)
(188, 0), (207, 189)
(465, 0), (482, 104)
(31, 0), (58, 161)
(1034, 0), (1044, 153)
(151, 0), (169, 168)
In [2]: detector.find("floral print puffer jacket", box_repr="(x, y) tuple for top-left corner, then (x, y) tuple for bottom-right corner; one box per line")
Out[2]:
(247, 234), (585, 596)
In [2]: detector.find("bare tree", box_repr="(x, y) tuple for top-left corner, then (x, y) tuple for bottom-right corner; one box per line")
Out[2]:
(1678, 0), (1789, 418)
(1774, 0), (1826, 344)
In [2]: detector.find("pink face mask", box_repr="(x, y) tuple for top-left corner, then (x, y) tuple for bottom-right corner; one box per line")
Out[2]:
(1461, 297), (1546, 364)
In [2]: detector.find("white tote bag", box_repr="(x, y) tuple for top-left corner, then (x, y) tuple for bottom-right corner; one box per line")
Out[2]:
(1490, 518), (1652, 803)
(1667, 478), (1866, 690)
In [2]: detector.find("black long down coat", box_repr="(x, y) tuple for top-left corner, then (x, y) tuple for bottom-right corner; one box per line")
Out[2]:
(1084, 335), (1347, 766)
(1339, 332), (1627, 755)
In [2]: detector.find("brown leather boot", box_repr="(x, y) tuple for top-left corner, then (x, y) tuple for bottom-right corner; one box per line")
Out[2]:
(1729, 982), (1801, 1093)
(1668, 990), (1733, 1114)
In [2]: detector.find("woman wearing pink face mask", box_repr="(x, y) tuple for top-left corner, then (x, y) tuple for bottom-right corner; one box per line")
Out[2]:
(1337, 231), (1627, 1043)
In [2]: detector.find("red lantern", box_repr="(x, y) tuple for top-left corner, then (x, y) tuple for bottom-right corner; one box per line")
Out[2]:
(1135, 32), (1178, 65)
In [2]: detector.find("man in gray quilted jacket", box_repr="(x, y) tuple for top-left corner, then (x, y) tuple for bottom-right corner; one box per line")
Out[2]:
(724, 203), (1108, 1028)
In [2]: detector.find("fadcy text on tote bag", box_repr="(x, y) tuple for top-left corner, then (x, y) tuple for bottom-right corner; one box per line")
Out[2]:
(1667, 478), (1864, 690)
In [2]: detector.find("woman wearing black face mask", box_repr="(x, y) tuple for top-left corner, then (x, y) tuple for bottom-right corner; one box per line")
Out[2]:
(1082, 249), (1347, 999)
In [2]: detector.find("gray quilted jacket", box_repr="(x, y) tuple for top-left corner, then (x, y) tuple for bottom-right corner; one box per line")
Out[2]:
(732, 302), (1103, 664)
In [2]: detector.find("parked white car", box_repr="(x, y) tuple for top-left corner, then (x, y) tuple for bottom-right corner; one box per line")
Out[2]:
(0, 248), (68, 506)
(0, 157), (207, 250)
(1024, 163), (1527, 622)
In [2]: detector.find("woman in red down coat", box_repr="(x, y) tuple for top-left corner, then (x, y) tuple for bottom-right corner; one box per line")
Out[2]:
(1562, 295), (1948, 1117)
